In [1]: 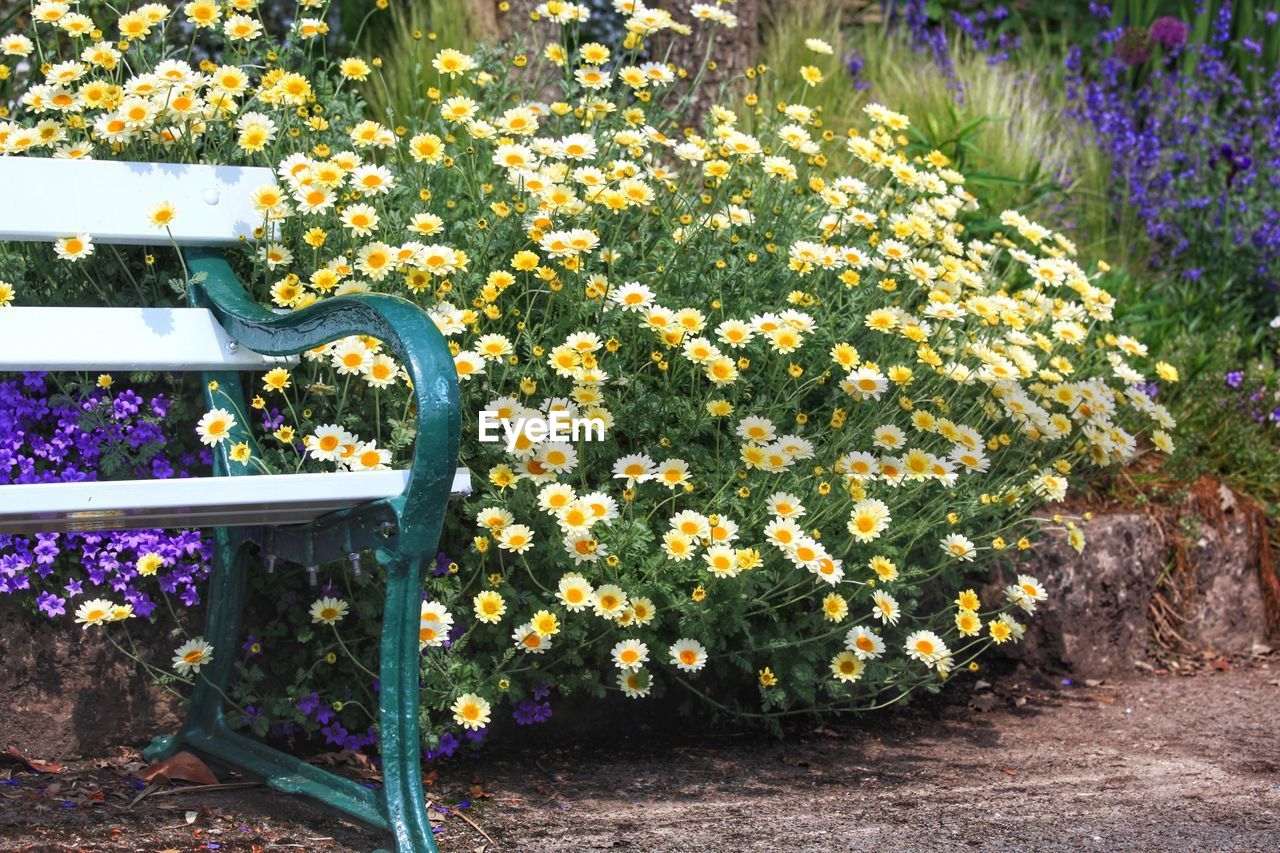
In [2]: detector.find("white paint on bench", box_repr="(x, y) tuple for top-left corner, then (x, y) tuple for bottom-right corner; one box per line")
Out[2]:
(0, 306), (298, 372)
(0, 158), (275, 246)
(0, 468), (472, 535)
(0, 158), (469, 536)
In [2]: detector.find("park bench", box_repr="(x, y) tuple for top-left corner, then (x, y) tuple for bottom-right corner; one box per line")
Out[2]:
(0, 157), (465, 853)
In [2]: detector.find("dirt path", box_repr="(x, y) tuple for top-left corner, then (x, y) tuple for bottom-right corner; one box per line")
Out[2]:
(2, 665), (1277, 851)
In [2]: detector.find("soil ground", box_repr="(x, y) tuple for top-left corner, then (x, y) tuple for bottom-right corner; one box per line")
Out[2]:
(1, 662), (1277, 852)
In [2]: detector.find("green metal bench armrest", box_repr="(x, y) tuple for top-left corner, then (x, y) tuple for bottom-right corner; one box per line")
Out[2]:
(185, 247), (461, 559)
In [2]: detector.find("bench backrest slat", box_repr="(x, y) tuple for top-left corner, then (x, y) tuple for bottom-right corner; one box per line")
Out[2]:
(0, 158), (274, 246)
(0, 307), (297, 371)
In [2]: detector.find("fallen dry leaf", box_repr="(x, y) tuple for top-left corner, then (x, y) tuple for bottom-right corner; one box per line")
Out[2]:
(140, 751), (218, 786)
(1, 746), (64, 774)
(970, 694), (999, 712)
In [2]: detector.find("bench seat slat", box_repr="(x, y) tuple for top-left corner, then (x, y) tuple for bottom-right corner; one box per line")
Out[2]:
(0, 307), (299, 371)
(0, 469), (471, 535)
(0, 158), (273, 246)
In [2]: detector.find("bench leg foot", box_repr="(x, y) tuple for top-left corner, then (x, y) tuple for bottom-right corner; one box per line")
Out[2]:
(378, 554), (438, 853)
(142, 734), (179, 763)
(147, 535), (440, 851)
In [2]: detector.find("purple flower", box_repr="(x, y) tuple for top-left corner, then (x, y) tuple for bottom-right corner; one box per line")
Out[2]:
(1149, 17), (1188, 51)
(36, 590), (65, 617)
(320, 722), (348, 747)
(1, 376), (210, 624)
(296, 692), (322, 716)
(1226, 371), (1245, 389)
(425, 731), (459, 761)
(1067, 15), (1280, 302)
(512, 697), (553, 725)
(843, 49), (869, 90)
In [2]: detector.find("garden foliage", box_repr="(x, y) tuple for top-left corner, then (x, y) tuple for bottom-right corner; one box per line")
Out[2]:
(1067, 2), (1280, 342)
(0, 0), (1178, 753)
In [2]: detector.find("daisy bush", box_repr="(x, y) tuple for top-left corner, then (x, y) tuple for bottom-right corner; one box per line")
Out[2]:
(0, 1), (1178, 750)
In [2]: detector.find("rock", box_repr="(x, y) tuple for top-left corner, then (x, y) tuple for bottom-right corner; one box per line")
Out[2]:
(990, 484), (1273, 679)
(990, 513), (1164, 678)
(0, 596), (181, 757)
(1182, 509), (1268, 654)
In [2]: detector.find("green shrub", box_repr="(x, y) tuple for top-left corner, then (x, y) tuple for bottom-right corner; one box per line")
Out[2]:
(0, 1), (1178, 750)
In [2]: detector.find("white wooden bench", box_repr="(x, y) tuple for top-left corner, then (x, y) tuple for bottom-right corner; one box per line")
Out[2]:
(0, 157), (464, 853)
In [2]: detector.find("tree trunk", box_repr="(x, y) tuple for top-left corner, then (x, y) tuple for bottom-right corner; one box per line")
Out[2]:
(497, 0), (562, 96)
(651, 0), (760, 125)
(465, 0), (502, 43)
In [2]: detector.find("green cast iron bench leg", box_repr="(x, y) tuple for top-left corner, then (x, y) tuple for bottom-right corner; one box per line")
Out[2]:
(144, 542), (436, 847)
(139, 248), (459, 853)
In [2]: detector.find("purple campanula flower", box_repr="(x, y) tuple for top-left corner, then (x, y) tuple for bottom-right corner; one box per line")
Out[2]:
(320, 722), (348, 747)
(36, 591), (65, 617)
(0, 376), (211, 621)
(297, 692), (322, 716)
(425, 731), (459, 761)
(512, 698), (553, 725)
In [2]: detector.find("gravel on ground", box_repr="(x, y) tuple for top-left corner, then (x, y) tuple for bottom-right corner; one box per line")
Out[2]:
(1, 662), (1277, 852)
